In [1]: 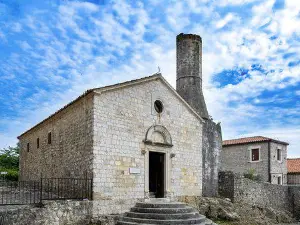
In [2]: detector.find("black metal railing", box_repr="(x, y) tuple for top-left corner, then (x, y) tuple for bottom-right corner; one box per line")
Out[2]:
(0, 177), (92, 205)
(41, 178), (93, 201)
(0, 180), (40, 205)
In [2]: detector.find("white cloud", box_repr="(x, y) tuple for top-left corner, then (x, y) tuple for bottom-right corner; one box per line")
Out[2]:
(112, 1), (132, 24)
(166, 2), (190, 31)
(18, 41), (31, 51)
(0, 134), (18, 149)
(276, 0), (300, 36)
(11, 23), (22, 33)
(215, 13), (239, 29)
(0, 0), (299, 158)
(251, 0), (275, 27)
(0, 30), (5, 40)
(216, 0), (259, 6)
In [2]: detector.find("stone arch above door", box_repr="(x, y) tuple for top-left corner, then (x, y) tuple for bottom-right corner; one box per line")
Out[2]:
(143, 125), (173, 147)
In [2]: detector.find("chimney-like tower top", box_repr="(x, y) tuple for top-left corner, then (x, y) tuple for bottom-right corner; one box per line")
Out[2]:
(176, 33), (202, 42)
(176, 33), (209, 119)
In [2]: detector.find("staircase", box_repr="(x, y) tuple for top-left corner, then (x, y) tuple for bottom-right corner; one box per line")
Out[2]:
(117, 198), (216, 225)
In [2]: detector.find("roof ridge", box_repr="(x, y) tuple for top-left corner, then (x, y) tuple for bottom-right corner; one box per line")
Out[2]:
(223, 136), (289, 146)
(18, 73), (162, 138)
(18, 72), (204, 138)
(223, 135), (269, 141)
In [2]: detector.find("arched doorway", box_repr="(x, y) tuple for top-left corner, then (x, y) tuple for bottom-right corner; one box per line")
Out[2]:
(143, 125), (173, 198)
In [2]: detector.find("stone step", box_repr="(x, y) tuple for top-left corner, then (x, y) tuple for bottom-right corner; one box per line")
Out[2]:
(135, 202), (186, 209)
(117, 222), (206, 225)
(131, 206), (197, 214)
(126, 211), (200, 220)
(121, 216), (206, 224)
(117, 200), (214, 225)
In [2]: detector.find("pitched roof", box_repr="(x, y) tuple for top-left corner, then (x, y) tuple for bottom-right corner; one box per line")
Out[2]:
(18, 73), (204, 138)
(287, 158), (300, 173)
(223, 136), (289, 146)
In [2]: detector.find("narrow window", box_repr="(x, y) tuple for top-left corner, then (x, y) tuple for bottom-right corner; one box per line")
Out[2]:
(251, 148), (259, 161)
(37, 138), (40, 149)
(27, 143), (30, 152)
(277, 149), (281, 161)
(278, 176), (282, 185)
(48, 132), (52, 144)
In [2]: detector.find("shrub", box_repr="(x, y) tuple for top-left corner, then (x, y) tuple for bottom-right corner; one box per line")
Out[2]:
(244, 168), (261, 181)
(0, 169), (19, 181)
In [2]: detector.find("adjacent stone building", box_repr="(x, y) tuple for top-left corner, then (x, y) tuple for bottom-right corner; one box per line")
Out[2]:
(18, 33), (222, 213)
(287, 158), (300, 185)
(220, 136), (288, 184)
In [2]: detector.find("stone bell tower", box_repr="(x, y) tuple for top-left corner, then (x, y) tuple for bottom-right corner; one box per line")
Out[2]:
(176, 33), (209, 119)
(176, 33), (222, 197)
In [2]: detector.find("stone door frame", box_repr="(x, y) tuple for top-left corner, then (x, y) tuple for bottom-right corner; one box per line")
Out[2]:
(144, 145), (171, 199)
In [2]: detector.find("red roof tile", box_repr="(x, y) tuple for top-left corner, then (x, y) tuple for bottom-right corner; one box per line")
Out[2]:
(287, 158), (300, 173)
(223, 136), (289, 146)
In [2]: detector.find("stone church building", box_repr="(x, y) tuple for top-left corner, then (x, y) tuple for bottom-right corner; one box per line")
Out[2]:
(18, 34), (222, 211)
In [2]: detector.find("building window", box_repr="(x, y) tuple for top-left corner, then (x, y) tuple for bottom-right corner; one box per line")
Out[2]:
(48, 132), (52, 144)
(277, 149), (282, 161)
(278, 176), (282, 185)
(154, 100), (164, 113)
(37, 138), (40, 149)
(251, 148), (260, 161)
(27, 143), (30, 152)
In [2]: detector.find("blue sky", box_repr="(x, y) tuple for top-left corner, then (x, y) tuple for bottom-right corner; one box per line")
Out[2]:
(0, 0), (299, 157)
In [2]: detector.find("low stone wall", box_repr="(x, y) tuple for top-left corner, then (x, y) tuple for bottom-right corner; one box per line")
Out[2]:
(233, 174), (290, 210)
(0, 200), (118, 225)
(289, 186), (300, 219)
(218, 171), (300, 219)
(218, 171), (234, 200)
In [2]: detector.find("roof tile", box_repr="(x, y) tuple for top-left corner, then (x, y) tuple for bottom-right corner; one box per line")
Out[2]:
(223, 136), (289, 146)
(287, 158), (300, 173)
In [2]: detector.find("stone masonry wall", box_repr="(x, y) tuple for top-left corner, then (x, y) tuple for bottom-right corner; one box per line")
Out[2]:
(218, 171), (234, 200)
(0, 201), (118, 225)
(289, 186), (300, 219)
(233, 173), (290, 210)
(220, 142), (288, 184)
(202, 120), (222, 197)
(92, 78), (203, 206)
(220, 142), (270, 182)
(19, 93), (94, 180)
(218, 171), (300, 219)
(270, 142), (288, 184)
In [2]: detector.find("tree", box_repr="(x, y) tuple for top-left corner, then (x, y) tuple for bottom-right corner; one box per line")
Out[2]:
(0, 145), (20, 170)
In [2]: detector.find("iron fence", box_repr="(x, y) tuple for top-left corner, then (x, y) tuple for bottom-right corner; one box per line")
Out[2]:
(0, 177), (92, 205)
(41, 178), (93, 201)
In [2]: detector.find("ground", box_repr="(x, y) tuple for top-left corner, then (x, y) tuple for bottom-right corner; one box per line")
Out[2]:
(180, 196), (298, 225)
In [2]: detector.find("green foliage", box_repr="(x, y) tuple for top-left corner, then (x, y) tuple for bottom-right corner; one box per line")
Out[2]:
(243, 168), (262, 181)
(0, 145), (19, 169)
(1, 169), (19, 181)
(0, 145), (20, 181)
